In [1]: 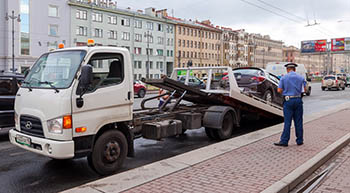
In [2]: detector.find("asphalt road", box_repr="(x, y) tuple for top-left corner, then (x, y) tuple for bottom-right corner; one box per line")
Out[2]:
(0, 82), (349, 193)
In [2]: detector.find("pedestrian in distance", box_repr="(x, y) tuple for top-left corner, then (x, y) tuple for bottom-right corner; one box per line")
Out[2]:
(274, 63), (307, 147)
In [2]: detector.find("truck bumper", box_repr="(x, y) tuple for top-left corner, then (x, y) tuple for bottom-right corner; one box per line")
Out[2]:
(9, 129), (74, 159)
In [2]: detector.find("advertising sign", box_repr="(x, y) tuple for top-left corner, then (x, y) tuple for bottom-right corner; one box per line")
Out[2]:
(331, 38), (345, 51)
(301, 40), (315, 53)
(301, 40), (326, 53)
(344, 38), (350, 51)
(314, 40), (327, 52)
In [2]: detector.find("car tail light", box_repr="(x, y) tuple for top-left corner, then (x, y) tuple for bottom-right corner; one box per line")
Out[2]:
(336, 80), (338, 84)
(251, 76), (265, 82)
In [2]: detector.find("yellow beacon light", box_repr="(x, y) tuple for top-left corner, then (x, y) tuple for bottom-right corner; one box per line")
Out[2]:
(87, 39), (95, 47)
(58, 43), (65, 49)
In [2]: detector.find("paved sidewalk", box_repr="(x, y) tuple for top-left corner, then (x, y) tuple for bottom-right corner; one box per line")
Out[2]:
(123, 109), (350, 193)
(310, 144), (350, 193)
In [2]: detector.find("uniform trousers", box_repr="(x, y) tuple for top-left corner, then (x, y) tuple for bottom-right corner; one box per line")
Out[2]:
(280, 97), (304, 144)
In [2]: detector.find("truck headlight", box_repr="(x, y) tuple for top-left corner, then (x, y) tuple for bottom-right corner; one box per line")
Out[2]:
(47, 118), (63, 134)
(47, 115), (72, 134)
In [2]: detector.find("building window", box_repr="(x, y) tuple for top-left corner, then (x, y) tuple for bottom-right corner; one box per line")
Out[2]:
(182, 27), (185, 34)
(121, 18), (130, 26)
(178, 26), (181, 34)
(195, 30), (197, 37)
(187, 40), (189, 48)
(134, 47), (141, 55)
(146, 48), (153, 55)
(48, 24), (58, 36)
(157, 37), (164, 45)
(157, 49), (163, 56)
(107, 30), (117, 39)
(134, 20), (142, 28)
(182, 40), (185, 47)
(76, 26), (87, 36)
(146, 61), (153, 69)
(108, 15), (117, 24)
(92, 28), (103, 38)
(48, 5), (58, 17)
(178, 39), (181, 47)
(137, 61), (142, 69)
(191, 29), (193, 36)
(167, 50), (170, 57)
(147, 36), (153, 43)
(92, 12), (103, 22)
(191, 41), (193, 48)
(135, 33), (142, 42)
(178, 51), (181, 57)
(157, 23), (163, 31)
(76, 9), (87, 20)
(122, 32), (130, 40)
(146, 22), (153, 30)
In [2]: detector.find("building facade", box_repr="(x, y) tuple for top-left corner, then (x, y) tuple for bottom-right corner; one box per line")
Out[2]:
(222, 28), (254, 68)
(0, 0), (71, 72)
(167, 17), (222, 73)
(283, 46), (325, 74)
(68, 0), (175, 79)
(253, 34), (283, 68)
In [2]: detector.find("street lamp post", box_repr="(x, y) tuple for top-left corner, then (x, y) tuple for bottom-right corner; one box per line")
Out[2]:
(144, 31), (153, 79)
(5, 10), (21, 73)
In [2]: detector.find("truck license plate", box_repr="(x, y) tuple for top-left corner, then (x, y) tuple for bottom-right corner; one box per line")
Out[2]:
(16, 135), (31, 146)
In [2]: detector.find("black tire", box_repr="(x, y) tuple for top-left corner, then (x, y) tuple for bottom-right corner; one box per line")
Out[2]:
(205, 127), (216, 140)
(214, 112), (234, 140)
(138, 89), (146, 98)
(342, 86), (345, 90)
(88, 130), (128, 175)
(321, 87), (325, 91)
(263, 90), (273, 103)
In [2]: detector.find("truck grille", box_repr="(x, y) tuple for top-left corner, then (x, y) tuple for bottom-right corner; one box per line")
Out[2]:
(20, 115), (44, 138)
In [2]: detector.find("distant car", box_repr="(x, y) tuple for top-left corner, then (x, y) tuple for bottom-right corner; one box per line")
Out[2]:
(178, 75), (206, 89)
(229, 67), (284, 106)
(134, 80), (146, 98)
(0, 72), (24, 133)
(321, 75), (345, 91)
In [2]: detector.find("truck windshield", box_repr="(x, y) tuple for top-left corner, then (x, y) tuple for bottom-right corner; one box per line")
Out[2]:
(22, 50), (86, 89)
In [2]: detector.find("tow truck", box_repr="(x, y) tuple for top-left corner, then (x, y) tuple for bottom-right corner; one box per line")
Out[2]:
(9, 41), (283, 175)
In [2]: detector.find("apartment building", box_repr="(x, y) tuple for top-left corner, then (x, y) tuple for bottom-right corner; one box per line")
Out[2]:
(165, 16), (222, 74)
(0, 0), (71, 72)
(69, 0), (175, 79)
(253, 34), (283, 68)
(222, 28), (255, 68)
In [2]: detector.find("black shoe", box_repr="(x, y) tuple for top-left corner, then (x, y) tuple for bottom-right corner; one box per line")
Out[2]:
(297, 142), (304, 146)
(274, 142), (288, 147)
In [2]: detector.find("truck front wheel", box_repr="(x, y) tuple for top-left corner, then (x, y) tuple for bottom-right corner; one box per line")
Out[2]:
(88, 130), (128, 175)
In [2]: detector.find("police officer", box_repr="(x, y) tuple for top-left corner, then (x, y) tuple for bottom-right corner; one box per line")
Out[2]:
(274, 63), (306, 147)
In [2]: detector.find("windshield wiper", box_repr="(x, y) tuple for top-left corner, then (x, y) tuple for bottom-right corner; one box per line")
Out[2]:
(39, 81), (59, 93)
(22, 81), (33, 92)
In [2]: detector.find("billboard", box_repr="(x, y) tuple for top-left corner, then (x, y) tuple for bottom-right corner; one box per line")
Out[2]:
(301, 40), (326, 53)
(331, 38), (350, 51)
(331, 38), (344, 51)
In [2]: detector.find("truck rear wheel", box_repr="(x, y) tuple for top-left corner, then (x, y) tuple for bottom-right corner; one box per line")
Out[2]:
(88, 130), (128, 175)
(215, 112), (234, 140)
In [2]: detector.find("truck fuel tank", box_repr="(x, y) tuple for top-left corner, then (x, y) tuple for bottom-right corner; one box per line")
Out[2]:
(142, 120), (182, 140)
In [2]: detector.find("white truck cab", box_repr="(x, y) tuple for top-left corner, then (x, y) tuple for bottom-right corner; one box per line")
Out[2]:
(9, 44), (134, 174)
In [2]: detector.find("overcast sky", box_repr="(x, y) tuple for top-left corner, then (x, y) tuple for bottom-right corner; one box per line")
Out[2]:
(115, 0), (350, 47)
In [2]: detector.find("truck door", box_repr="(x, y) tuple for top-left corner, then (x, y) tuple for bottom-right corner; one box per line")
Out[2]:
(71, 52), (133, 137)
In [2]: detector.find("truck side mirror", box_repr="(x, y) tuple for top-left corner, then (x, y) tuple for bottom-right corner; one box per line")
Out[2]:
(77, 65), (93, 97)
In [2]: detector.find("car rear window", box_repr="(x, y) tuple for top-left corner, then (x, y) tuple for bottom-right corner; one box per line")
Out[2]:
(0, 78), (13, 95)
(324, 76), (335, 80)
(233, 69), (263, 76)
